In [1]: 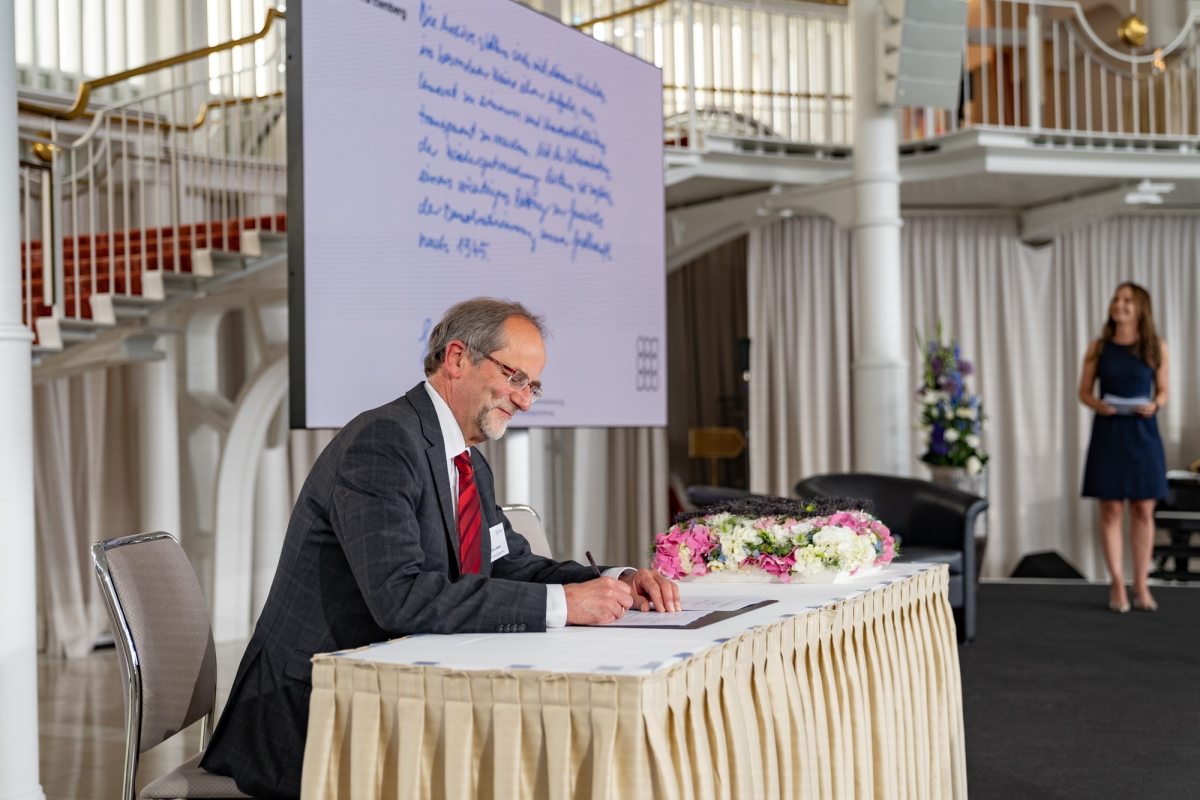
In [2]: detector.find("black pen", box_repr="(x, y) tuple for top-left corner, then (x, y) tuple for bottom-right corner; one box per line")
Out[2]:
(585, 550), (602, 578)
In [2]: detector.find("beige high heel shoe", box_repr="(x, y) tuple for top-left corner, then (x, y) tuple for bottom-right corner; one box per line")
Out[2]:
(1109, 586), (1130, 613)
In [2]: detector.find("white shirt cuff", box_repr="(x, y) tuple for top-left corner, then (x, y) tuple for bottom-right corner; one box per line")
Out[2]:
(546, 584), (568, 628)
(545, 568), (635, 628)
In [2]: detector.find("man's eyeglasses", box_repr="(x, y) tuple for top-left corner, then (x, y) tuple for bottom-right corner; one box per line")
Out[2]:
(483, 354), (543, 402)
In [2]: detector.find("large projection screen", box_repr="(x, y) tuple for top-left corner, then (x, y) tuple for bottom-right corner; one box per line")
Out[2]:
(288, 0), (666, 429)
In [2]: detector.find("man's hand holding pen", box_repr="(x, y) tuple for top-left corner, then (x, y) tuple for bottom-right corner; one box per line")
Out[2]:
(617, 568), (681, 613)
(562, 553), (682, 625)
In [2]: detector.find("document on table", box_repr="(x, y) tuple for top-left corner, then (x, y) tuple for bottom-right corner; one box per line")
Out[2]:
(597, 609), (714, 627)
(670, 596), (772, 611)
(589, 596), (776, 628)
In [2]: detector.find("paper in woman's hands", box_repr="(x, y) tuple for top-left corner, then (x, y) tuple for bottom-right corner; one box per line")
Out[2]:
(1103, 394), (1152, 415)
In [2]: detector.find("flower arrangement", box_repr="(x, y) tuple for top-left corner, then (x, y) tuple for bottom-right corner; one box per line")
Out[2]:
(917, 323), (987, 476)
(652, 496), (896, 583)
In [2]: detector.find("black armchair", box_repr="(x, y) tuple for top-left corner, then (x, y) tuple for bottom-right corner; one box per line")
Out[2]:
(795, 473), (987, 643)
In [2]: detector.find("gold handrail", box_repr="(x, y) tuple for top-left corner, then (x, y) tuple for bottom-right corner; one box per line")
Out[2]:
(19, 7), (286, 120)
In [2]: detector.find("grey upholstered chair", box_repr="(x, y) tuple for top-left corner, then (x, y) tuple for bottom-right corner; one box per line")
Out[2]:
(501, 504), (553, 558)
(91, 532), (253, 800)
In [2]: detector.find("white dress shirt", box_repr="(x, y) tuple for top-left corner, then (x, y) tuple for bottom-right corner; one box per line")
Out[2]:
(423, 382), (627, 627)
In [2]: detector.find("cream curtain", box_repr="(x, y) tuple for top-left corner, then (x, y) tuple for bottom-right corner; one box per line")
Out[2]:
(33, 368), (141, 658)
(748, 217), (855, 495)
(667, 237), (749, 488)
(602, 428), (669, 566)
(748, 214), (1200, 580)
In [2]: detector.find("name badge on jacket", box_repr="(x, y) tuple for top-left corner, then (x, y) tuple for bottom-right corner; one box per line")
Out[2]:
(489, 522), (509, 561)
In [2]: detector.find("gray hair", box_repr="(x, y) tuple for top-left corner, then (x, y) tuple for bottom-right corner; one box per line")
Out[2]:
(423, 298), (548, 376)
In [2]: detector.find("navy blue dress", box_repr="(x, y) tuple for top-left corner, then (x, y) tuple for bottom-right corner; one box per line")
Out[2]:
(1081, 341), (1168, 500)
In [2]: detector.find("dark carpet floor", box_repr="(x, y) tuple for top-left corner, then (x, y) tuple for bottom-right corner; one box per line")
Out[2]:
(960, 582), (1200, 800)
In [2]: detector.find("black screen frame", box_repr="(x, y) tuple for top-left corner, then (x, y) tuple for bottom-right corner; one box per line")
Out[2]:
(286, 0), (308, 429)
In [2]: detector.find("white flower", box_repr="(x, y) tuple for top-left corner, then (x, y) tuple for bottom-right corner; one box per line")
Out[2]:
(790, 520), (816, 538)
(943, 428), (960, 443)
(966, 456), (983, 475)
(812, 526), (855, 547)
(965, 434), (981, 449)
(807, 526), (876, 572)
(707, 512), (735, 530)
(793, 549), (828, 575)
(955, 406), (976, 420)
(756, 523), (788, 547)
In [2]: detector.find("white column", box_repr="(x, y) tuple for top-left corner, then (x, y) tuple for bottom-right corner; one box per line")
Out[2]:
(0, 2), (46, 798)
(137, 324), (182, 536)
(505, 428), (532, 506)
(1026, 10), (1042, 130)
(850, 0), (911, 476)
(1142, 0), (1184, 49)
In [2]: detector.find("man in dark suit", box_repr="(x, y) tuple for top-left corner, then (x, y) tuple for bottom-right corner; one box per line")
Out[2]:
(201, 298), (679, 800)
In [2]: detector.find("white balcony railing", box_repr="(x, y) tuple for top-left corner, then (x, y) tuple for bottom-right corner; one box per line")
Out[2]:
(896, 2), (1200, 142)
(568, 0), (854, 149)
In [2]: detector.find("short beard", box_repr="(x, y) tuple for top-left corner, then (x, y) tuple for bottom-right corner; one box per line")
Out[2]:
(475, 398), (517, 441)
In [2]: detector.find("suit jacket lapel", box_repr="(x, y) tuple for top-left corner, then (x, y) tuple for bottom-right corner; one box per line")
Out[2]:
(407, 385), (461, 573)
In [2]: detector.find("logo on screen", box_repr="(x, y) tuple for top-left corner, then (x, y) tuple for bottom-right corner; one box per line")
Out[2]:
(635, 336), (659, 392)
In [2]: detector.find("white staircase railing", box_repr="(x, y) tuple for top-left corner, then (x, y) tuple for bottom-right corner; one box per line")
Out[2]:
(18, 10), (287, 353)
(18, 162), (51, 339)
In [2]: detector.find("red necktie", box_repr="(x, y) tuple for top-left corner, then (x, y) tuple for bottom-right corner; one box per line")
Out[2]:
(453, 451), (482, 575)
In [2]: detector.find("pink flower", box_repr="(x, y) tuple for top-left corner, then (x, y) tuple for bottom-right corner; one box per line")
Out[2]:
(652, 522), (720, 580)
(874, 523), (897, 565)
(758, 553), (796, 582)
(880, 540), (895, 564)
(652, 545), (685, 579)
(652, 527), (688, 579)
(659, 524), (688, 545)
(684, 524), (716, 558)
(827, 511), (870, 533)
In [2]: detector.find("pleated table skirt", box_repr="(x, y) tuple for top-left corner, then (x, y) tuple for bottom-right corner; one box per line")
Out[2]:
(301, 566), (966, 800)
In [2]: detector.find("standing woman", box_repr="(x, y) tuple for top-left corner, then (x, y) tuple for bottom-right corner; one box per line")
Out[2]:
(1079, 282), (1170, 613)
